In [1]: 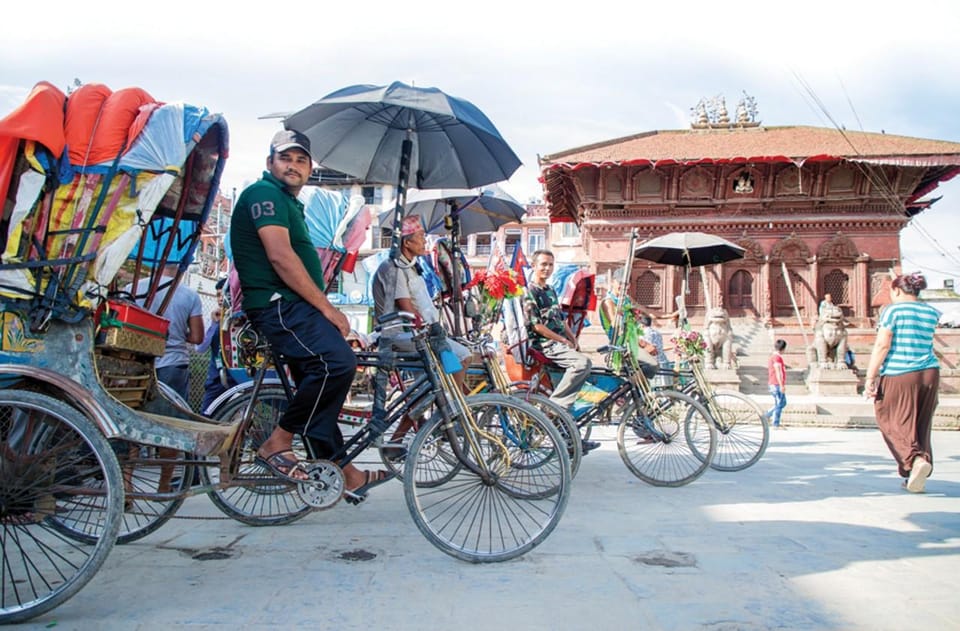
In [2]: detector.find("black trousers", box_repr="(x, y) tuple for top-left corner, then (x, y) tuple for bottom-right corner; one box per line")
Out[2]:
(248, 299), (356, 459)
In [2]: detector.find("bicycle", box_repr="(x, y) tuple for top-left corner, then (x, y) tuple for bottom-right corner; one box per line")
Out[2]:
(205, 312), (572, 562)
(665, 357), (770, 471)
(459, 331), (583, 477)
(515, 342), (717, 487)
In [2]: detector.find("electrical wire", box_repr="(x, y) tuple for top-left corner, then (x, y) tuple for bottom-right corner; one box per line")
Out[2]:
(792, 70), (960, 271)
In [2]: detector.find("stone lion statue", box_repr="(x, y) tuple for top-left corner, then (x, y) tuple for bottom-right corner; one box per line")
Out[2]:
(812, 303), (849, 369)
(703, 307), (736, 369)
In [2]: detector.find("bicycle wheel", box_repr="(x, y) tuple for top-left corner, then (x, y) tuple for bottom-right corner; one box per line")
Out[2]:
(404, 394), (571, 563)
(515, 393), (582, 479)
(701, 389), (769, 472)
(202, 386), (312, 526)
(616, 389), (716, 487)
(0, 390), (123, 624)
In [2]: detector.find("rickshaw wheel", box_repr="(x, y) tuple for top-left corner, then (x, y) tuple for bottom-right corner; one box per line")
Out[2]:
(45, 441), (189, 545)
(203, 386), (312, 526)
(111, 442), (191, 543)
(0, 389), (123, 624)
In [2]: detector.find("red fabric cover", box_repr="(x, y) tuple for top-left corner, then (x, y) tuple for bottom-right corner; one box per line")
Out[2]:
(0, 81), (67, 156)
(64, 84), (156, 166)
(0, 81), (68, 203)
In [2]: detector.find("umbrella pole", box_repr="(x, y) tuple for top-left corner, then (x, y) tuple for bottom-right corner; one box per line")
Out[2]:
(677, 265), (690, 329)
(448, 199), (464, 337)
(389, 137), (413, 260)
(611, 229), (638, 346)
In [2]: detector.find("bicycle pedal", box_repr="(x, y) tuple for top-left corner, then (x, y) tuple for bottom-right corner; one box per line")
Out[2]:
(343, 492), (366, 506)
(581, 440), (602, 453)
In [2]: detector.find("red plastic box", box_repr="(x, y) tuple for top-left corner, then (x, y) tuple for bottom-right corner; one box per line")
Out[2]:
(103, 300), (170, 339)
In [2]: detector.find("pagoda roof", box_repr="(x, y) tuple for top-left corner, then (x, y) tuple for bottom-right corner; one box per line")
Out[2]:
(540, 125), (960, 223)
(539, 125), (960, 167)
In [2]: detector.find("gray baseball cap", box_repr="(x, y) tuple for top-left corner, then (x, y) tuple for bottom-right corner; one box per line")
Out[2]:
(270, 129), (311, 159)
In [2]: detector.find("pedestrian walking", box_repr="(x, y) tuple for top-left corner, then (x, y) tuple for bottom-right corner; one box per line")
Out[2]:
(864, 271), (940, 493)
(766, 339), (787, 429)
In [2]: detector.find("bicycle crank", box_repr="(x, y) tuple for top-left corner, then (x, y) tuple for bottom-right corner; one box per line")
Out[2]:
(297, 460), (344, 509)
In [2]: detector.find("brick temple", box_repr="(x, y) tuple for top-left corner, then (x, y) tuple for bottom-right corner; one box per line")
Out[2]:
(538, 105), (960, 329)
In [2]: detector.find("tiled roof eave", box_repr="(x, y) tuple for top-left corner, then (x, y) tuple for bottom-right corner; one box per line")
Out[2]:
(541, 154), (960, 174)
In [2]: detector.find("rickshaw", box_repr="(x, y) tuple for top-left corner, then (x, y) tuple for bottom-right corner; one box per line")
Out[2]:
(0, 82), (571, 624)
(0, 81), (233, 623)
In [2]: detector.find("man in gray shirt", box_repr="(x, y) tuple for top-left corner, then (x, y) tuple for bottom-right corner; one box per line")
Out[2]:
(128, 264), (204, 403)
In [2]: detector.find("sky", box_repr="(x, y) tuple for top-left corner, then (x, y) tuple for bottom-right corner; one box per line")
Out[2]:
(3, 0), (960, 286)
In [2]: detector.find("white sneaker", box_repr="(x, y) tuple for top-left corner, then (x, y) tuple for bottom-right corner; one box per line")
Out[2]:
(906, 457), (932, 493)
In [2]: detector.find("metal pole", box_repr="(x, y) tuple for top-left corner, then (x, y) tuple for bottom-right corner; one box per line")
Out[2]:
(390, 136), (413, 260)
(215, 200), (223, 277)
(610, 229), (638, 345)
(448, 199), (463, 337)
(781, 261), (810, 348)
(700, 265), (712, 311)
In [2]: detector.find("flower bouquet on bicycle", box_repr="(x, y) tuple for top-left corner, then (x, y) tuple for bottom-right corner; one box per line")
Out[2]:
(463, 267), (524, 331)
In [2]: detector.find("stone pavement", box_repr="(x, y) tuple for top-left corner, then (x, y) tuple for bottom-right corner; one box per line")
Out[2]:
(746, 393), (960, 430)
(25, 427), (960, 631)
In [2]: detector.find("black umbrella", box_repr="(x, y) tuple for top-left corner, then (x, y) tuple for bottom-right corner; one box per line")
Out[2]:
(278, 81), (522, 255)
(379, 184), (525, 236)
(634, 232), (745, 267)
(634, 232), (745, 323)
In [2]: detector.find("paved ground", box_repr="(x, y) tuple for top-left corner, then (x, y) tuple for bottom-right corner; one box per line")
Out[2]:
(21, 427), (960, 630)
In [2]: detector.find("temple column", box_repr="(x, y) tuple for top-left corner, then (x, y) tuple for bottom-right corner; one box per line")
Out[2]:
(715, 263), (724, 309)
(664, 265), (676, 316)
(761, 256), (772, 323)
(810, 255), (820, 304)
(855, 254), (870, 326)
(809, 256), (820, 328)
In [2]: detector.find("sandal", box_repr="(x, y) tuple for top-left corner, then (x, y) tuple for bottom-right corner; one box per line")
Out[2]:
(344, 469), (397, 505)
(254, 450), (309, 483)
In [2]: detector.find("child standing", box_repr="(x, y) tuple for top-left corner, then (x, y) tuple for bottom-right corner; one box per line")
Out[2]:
(766, 339), (788, 429)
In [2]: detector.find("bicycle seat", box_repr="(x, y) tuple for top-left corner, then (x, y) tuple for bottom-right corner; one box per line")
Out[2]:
(525, 347), (558, 369)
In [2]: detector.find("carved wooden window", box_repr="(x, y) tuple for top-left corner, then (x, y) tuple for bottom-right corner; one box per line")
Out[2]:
(635, 271), (661, 308)
(605, 175), (622, 197)
(577, 170), (597, 200)
(775, 166), (812, 196)
(685, 271), (704, 307)
(680, 167), (712, 199)
(826, 166), (856, 193)
(728, 270), (754, 309)
(823, 269), (850, 305)
(634, 171), (662, 197)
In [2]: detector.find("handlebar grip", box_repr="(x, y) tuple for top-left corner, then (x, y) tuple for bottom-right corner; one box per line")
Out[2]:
(374, 311), (418, 333)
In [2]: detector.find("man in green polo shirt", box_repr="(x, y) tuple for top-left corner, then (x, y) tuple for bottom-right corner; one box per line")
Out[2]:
(229, 130), (391, 501)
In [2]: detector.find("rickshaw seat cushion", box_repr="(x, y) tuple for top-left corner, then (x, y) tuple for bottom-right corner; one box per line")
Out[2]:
(639, 361), (659, 380)
(525, 347), (556, 368)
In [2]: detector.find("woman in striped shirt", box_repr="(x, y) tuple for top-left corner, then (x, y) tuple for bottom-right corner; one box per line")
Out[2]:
(864, 272), (940, 493)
